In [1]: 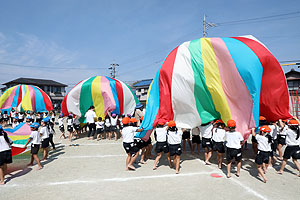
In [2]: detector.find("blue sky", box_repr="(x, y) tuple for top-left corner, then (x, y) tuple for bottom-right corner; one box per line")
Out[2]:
(0, 0), (299, 91)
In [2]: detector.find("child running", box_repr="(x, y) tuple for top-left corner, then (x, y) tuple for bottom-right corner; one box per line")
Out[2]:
(153, 120), (172, 170)
(40, 118), (50, 160)
(121, 117), (143, 171)
(225, 120), (244, 178)
(252, 126), (272, 183)
(278, 119), (300, 176)
(0, 125), (13, 185)
(212, 120), (226, 169)
(58, 114), (66, 139)
(167, 121), (183, 174)
(24, 123), (43, 170)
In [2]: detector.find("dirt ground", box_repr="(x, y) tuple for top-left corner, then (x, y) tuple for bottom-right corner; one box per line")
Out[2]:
(1, 122), (300, 200)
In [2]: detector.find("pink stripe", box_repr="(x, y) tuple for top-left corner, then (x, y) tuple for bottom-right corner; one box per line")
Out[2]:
(7, 124), (31, 136)
(210, 38), (256, 139)
(28, 85), (35, 110)
(1, 86), (18, 109)
(101, 77), (116, 115)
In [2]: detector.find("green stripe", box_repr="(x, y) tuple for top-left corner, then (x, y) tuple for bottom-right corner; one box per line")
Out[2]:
(124, 83), (140, 104)
(13, 139), (28, 145)
(79, 76), (97, 117)
(188, 39), (220, 123)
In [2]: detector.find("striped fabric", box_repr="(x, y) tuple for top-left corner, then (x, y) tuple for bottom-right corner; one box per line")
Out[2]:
(0, 84), (53, 112)
(137, 36), (291, 140)
(61, 76), (140, 119)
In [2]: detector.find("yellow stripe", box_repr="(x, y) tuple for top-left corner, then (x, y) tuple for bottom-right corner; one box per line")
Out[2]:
(146, 80), (154, 102)
(201, 38), (232, 122)
(91, 76), (105, 119)
(21, 85), (33, 111)
(9, 135), (30, 140)
(0, 86), (16, 108)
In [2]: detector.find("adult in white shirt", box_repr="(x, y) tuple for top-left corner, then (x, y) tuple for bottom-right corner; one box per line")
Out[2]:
(252, 126), (272, 183)
(0, 125), (13, 185)
(225, 120), (244, 178)
(85, 106), (97, 140)
(121, 117), (143, 171)
(40, 119), (50, 160)
(212, 120), (226, 169)
(167, 121), (183, 174)
(278, 119), (300, 176)
(24, 123), (43, 170)
(200, 122), (214, 165)
(153, 120), (172, 170)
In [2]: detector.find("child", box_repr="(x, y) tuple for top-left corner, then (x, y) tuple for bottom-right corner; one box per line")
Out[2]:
(48, 121), (55, 150)
(0, 125), (13, 185)
(2, 111), (8, 126)
(110, 113), (119, 141)
(104, 115), (111, 140)
(58, 114), (66, 139)
(67, 115), (74, 141)
(10, 108), (16, 125)
(18, 112), (24, 123)
(40, 118), (50, 160)
(278, 119), (300, 176)
(277, 120), (288, 160)
(153, 120), (172, 170)
(12, 117), (19, 129)
(212, 120), (226, 169)
(269, 122), (279, 166)
(25, 116), (32, 125)
(131, 118), (146, 164)
(24, 123), (43, 170)
(167, 121), (183, 174)
(51, 111), (55, 123)
(96, 117), (105, 141)
(225, 120), (244, 178)
(73, 115), (81, 139)
(191, 126), (201, 155)
(121, 117), (143, 171)
(252, 125), (272, 183)
(252, 116), (268, 155)
(200, 121), (214, 165)
(182, 128), (192, 153)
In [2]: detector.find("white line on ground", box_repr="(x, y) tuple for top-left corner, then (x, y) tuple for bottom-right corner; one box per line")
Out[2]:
(187, 154), (268, 200)
(63, 143), (120, 146)
(60, 154), (126, 159)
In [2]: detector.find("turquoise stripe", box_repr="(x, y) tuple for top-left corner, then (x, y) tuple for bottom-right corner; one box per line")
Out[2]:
(32, 85), (47, 112)
(105, 76), (120, 115)
(222, 38), (263, 126)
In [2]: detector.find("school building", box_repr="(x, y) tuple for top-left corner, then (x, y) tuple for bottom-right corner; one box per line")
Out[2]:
(285, 69), (300, 117)
(2, 77), (67, 111)
(131, 79), (153, 104)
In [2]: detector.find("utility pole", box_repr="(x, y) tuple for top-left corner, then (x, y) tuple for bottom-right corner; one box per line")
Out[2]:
(109, 63), (119, 78)
(203, 14), (217, 37)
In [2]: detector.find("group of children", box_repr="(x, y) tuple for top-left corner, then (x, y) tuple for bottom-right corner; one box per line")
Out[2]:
(121, 116), (300, 183)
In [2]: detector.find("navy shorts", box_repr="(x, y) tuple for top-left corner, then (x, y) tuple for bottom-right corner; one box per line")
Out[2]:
(202, 137), (213, 150)
(255, 150), (270, 165)
(123, 142), (139, 156)
(59, 125), (64, 132)
(283, 145), (300, 159)
(41, 138), (50, 148)
(192, 135), (201, 144)
(155, 141), (169, 153)
(67, 125), (73, 132)
(169, 144), (182, 156)
(182, 131), (190, 140)
(226, 148), (242, 162)
(0, 150), (12, 166)
(31, 144), (40, 155)
(212, 141), (225, 153)
(277, 135), (286, 145)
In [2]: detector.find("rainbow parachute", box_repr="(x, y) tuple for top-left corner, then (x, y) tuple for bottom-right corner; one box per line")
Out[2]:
(0, 84), (53, 112)
(4, 123), (31, 156)
(62, 76), (140, 119)
(137, 36), (291, 140)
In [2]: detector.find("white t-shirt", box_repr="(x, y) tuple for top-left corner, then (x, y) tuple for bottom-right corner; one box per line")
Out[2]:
(96, 121), (104, 129)
(155, 127), (167, 142)
(255, 134), (272, 152)
(285, 128), (300, 146)
(279, 126), (288, 136)
(105, 118), (111, 127)
(10, 111), (16, 118)
(58, 118), (64, 126)
(110, 117), (118, 126)
(30, 131), (41, 145)
(269, 125), (278, 140)
(167, 129), (183, 145)
(212, 128), (226, 142)
(225, 131), (244, 149)
(12, 122), (19, 129)
(192, 127), (200, 136)
(122, 126), (137, 143)
(0, 135), (12, 152)
(200, 123), (213, 139)
(40, 126), (49, 139)
(67, 118), (73, 126)
(19, 113), (24, 119)
(85, 110), (97, 123)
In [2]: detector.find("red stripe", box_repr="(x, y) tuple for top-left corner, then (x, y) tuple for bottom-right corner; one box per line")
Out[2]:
(11, 146), (27, 156)
(152, 46), (178, 126)
(233, 37), (291, 121)
(36, 87), (53, 111)
(111, 78), (124, 114)
(17, 85), (23, 107)
(61, 81), (83, 116)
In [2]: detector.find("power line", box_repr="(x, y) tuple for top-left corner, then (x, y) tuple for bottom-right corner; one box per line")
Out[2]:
(279, 60), (300, 63)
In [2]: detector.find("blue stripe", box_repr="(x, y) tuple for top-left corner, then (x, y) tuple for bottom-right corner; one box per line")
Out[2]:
(222, 38), (263, 126)
(105, 77), (120, 115)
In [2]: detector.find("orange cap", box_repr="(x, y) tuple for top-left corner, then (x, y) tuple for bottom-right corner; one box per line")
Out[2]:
(130, 118), (138, 123)
(259, 116), (266, 121)
(141, 116), (144, 121)
(259, 125), (271, 133)
(157, 119), (165, 125)
(288, 119), (299, 125)
(122, 117), (130, 125)
(168, 120), (176, 127)
(214, 119), (224, 125)
(227, 120), (236, 128)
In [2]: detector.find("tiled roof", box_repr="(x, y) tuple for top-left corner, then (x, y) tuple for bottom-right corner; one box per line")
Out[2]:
(133, 79), (153, 87)
(3, 77), (67, 87)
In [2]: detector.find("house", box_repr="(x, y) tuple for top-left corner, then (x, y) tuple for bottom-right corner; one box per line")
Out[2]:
(2, 77), (67, 110)
(285, 69), (300, 117)
(132, 79), (153, 104)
